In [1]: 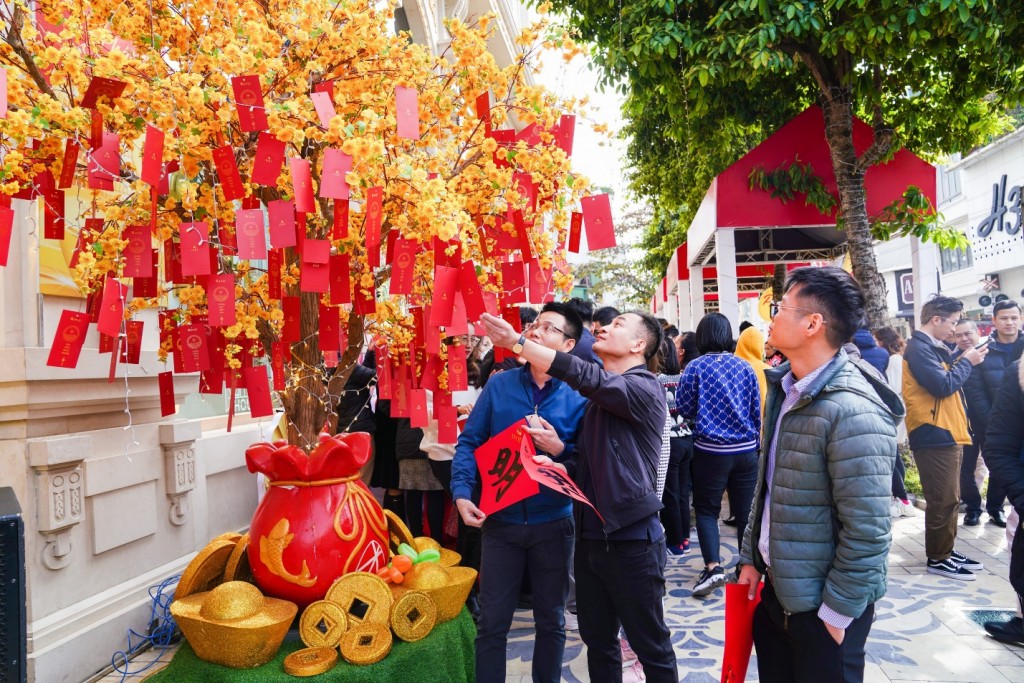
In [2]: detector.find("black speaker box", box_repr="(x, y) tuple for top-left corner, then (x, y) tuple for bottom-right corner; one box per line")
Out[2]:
(0, 487), (26, 683)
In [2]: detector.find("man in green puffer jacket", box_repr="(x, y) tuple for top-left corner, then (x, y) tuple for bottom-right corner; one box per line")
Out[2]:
(738, 266), (904, 683)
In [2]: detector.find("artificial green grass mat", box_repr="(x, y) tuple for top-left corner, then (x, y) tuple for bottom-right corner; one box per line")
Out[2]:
(147, 609), (476, 682)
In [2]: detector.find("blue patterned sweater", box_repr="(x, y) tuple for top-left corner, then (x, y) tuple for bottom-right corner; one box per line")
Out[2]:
(675, 352), (761, 454)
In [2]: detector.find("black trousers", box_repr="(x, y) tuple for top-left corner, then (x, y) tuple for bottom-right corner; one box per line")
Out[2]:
(660, 435), (693, 547)
(971, 444), (1010, 516)
(1011, 513), (1024, 607)
(753, 578), (874, 683)
(575, 537), (678, 683)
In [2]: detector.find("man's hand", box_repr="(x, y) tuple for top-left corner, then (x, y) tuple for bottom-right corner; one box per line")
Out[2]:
(963, 345), (989, 366)
(530, 453), (567, 473)
(524, 415), (565, 456)
(736, 564), (763, 600)
(455, 498), (487, 528)
(479, 313), (520, 350)
(824, 621), (845, 645)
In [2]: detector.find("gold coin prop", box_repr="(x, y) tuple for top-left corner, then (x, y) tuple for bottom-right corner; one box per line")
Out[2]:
(175, 538), (236, 601)
(283, 647), (339, 677)
(325, 572), (394, 627)
(298, 600), (349, 649)
(222, 533), (253, 584)
(212, 531), (244, 544)
(339, 622), (392, 666)
(383, 509), (415, 554)
(390, 591), (436, 642)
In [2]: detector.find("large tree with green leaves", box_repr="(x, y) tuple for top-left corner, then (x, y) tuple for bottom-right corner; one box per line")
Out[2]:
(548, 0), (1024, 325)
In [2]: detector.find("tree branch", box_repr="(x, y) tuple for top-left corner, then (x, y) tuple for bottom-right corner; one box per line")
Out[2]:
(4, 7), (57, 100)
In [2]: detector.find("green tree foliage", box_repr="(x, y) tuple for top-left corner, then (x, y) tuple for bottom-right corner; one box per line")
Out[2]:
(547, 0), (1024, 325)
(575, 206), (661, 308)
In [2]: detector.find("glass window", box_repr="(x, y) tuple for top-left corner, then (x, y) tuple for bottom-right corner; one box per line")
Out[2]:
(940, 244), (973, 274)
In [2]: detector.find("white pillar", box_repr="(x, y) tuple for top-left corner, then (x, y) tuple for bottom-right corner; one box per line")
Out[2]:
(677, 281), (692, 331)
(911, 236), (940, 325)
(717, 230), (740, 335)
(689, 265), (704, 327)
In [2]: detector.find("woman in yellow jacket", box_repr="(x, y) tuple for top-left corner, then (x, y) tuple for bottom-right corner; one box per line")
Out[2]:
(735, 326), (769, 420)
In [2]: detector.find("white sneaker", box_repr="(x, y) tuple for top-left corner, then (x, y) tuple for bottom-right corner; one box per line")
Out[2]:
(564, 610), (578, 631)
(900, 500), (917, 516)
(622, 658), (646, 682)
(890, 498), (905, 518)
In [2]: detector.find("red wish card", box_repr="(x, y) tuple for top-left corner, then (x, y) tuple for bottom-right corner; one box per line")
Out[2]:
(320, 148), (352, 200)
(97, 274), (127, 338)
(581, 194), (617, 251)
(311, 91), (337, 128)
(122, 224), (153, 277)
(434, 236), (462, 268)
(447, 343), (468, 391)
(120, 320), (143, 364)
(437, 404), (459, 444)
(268, 248), (283, 299)
(390, 237), (417, 296)
(555, 114), (576, 156)
(179, 221), (211, 276)
(528, 259), (553, 304)
(268, 199), (296, 248)
(212, 145), (245, 201)
(88, 132), (120, 191)
(282, 296), (301, 344)
(475, 419), (539, 516)
(207, 274), (236, 327)
(395, 86), (419, 140)
(459, 261), (487, 321)
(447, 293), (468, 336)
(99, 332), (115, 355)
(721, 582), (763, 683)
(319, 303), (340, 351)
(46, 310), (91, 368)
(513, 172), (537, 212)
(271, 342), (286, 391)
(132, 254), (159, 298)
(300, 260), (329, 293)
(177, 323), (211, 373)
(330, 253), (351, 305)
(429, 265), (459, 327)
(0, 205), (13, 266)
(332, 199), (349, 239)
(365, 186), (383, 267)
(410, 388), (428, 428)
(475, 91), (491, 133)
(58, 139), (80, 189)
(235, 208), (267, 260)
(304, 238), (331, 264)
(231, 75), (268, 132)
(376, 347), (392, 400)
(41, 176), (64, 240)
(141, 125), (164, 187)
(568, 211), (583, 253)
(353, 275), (376, 316)
(218, 225), (237, 254)
(0, 68), (6, 119)
(520, 435), (603, 522)
(158, 371), (176, 417)
(80, 76), (126, 109)
(501, 260), (526, 305)
(251, 132), (285, 186)
(90, 110), (103, 150)
(244, 366), (274, 417)
(289, 157), (315, 214)
(489, 129), (514, 169)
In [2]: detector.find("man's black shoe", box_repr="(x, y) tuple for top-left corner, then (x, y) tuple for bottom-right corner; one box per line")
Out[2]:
(964, 511), (981, 526)
(989, 510), (1007, 528)
(723, 516), (737, 527)
(985, 617), (1024, 646)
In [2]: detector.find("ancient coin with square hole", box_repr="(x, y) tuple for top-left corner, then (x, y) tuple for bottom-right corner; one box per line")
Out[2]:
(390, 590), (437, 642)
(298, 600), (348, 649)
(325, 571), (393, 627)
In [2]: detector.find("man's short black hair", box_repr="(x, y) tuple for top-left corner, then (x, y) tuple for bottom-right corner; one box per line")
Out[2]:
(540, 302), (583, 343)
(920, 295), (963, 326)
(566, 297), (595, 323)
(694, 312), (734, 354)
(627, 311), (663, 362)
(519, 306), (539, 327)
(594, 306), (620, 327)
(739, 320), (753, 332)
(993, 299), (1021, 316)
(784, 266), (866, 349)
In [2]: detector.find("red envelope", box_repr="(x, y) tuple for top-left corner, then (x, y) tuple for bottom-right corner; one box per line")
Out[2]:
(581, 194), (617, 251)
(158, 371), (176, 417)
(556, 114), (575, 156)
(304, 239), (331, 264)
(429, 266), (459, 327)
(282, 296), (301, 344)
(365, 186), (383, 267)
(0, 68), (6, 119)
(513, 210), (533, 260)
(132, 253), (159, 298)
(99, 332), (116, 355)
(90, 110), (103, 151)
(376, 347), (392, 400)
(244, 366), (274, 417)
(409, 387), (428, 428)
(271, 342), (286, 391)
(520, 436), (603, 522)
(0, 205), (13, 266)
(332, 199), (349, 239)
(475, 419), (539, 515)
(141, 125), (164, 187)
(177, 323), (211, 372)
(41, 176), (64, 240)
(212, 145), (245, 201)
(447, 343), (468, 391)
(434, 236), (462, 268)
(200, 364), (224, 394)
(207, 274), (236, 326)
(447, 293), (469, 336)
(513, 173), (537, 213)
(58, 139), (80, 189)
(390, 237), (417, 296)
(721, 582), (764, 683)
(475, 91), (490, 133)
(459, 260), (487, 321)
(80, 76), (126, 109)
(122, 224), (153, 277)
(501, 260), (526, 305)
(313, 80), (335, 96)
(289, 157), (315, 213)
(235, 208), (267, 260)
(318, 303), (340, 351)
(311, 91), (336, 128)
(46, 310), (91, 368)
(330, 253), (351, 305)
(528, 259), (553, 304)
(353, 274), (376, 316)
(157, 159), (179, 196)
(567, 211), (583, 253)
(251, 132), (285, 186)
(88, 132), (120, 190)
(320, 148), (352, 200)
(300, 260), (329, 293)
(97, 274), (127, 338)
(268, 199), (296, 248)
(179, 221), (211, 276)
(481, 290), (499, 317)
(436, 404), (459, 444)
(395, 86), (419, 140)
(231, 75), (268, 132)
(268, 248), (282, 299)
(120, 320), (144, 364)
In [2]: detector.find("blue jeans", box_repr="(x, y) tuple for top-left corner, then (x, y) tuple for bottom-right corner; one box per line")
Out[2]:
(476, 516), (574, 683)
(691, 448), (758, 566)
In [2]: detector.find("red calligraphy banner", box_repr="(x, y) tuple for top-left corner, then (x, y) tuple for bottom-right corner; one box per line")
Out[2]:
(474, 419), (538, 516)
(520, 432), (603, 522)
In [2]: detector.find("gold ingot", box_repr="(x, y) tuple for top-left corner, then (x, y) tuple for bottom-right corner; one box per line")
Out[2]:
(299, 600), (348, 649)
(416, 566), (478, 623)
(412, 536), (441, 553)
(222, 533), (253, 584)
(170, 581), (297, 669)
(283, 647), (339, 677)
(339, 622), (392, 666)
(403, 562), (448, 591)
(325, 572), (393, 628)
(384, 509), (415, 554)
(438, 548), (462, 568)
(390, 591), (436, 642)
(175, 538), (236, 601)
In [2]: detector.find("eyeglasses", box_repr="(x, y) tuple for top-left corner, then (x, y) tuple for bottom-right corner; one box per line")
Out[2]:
(770, 302), (829, 325)
(524, 321), (569, 337)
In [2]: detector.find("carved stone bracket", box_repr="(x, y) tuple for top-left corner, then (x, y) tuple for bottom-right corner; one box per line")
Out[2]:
(27, 435), (90, 571)
(160, 422), (201, 526)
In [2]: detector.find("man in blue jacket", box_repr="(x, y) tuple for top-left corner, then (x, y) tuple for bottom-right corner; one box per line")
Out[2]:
(480, 308), (677, 683)
(451, 302), (588, 683)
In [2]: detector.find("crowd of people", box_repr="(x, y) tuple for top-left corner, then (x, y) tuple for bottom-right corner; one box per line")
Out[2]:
(338, 267), (1024, 683)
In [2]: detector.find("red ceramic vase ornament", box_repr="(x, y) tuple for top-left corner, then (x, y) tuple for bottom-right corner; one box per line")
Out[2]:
(245, 431), (388, 608)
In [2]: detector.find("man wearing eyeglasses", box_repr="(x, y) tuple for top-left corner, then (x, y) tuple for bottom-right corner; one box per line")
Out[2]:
(903, 296), (987, 581)
(451, 302), (588, 683)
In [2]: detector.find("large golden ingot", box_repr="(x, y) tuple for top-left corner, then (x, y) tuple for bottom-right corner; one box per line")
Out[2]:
(383, 509), (415, 554)
(222, 533), (253, 584)
(401, 566), (477, 623)
(171, 581), (297, 669)
(403, 562), (448, 591)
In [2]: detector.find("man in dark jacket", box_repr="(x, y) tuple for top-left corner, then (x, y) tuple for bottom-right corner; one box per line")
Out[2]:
(853, 328), (889, 375)
(738, 266), (903, 683)
(480, 309), (677, 683)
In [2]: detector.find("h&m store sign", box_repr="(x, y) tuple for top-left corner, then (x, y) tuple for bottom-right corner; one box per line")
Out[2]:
(976, 174), (1022, 238)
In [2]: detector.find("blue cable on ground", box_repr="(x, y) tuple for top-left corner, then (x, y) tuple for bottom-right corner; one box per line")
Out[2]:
(111, 574), (180, 682)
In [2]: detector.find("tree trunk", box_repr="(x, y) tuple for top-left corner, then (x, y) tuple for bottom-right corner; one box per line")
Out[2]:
(772, 263), (786, 302)
(819, 95), (889, 328)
